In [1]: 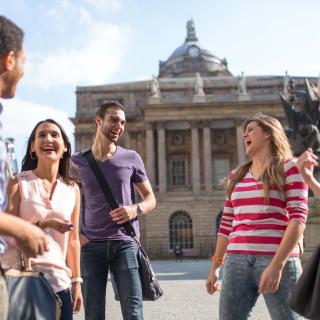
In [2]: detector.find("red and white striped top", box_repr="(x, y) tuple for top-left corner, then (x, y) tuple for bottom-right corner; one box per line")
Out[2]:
(218, 159), (308, 256)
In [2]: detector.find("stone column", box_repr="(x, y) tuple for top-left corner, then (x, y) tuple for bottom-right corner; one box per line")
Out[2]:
(236, 123), (246, 164)
(191, 121), (201, 194)
(146, 123), (155, 186)
(136, 132), (144, 155)
(203, 121), (213, 193)
(157, 122), (167, 192)
(123, 131), (131, 148)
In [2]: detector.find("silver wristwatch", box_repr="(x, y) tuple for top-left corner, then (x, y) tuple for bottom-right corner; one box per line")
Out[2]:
(136, 203), (144, 217)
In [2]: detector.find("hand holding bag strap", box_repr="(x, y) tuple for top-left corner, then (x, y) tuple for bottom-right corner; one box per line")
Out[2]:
(82, 149), (136, 238)
(21, 253), (32, 272)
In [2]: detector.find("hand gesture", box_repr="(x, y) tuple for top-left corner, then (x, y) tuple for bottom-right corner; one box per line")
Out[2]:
(15, 220), (49, 257)
(297, 148), (318, 182)
(110, 205), (138, 224)
(206, 268), (220, 295)
(41, 218), (73, 233)
(71, 283), (83, 313)
(258, 264), (282, 294)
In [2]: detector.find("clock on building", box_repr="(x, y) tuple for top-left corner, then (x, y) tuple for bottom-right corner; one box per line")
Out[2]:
(188, 46), (200, 58)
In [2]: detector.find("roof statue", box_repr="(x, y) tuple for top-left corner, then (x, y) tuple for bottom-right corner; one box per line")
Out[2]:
(283, 70), (289, 95)
(194, 72), (205, 96)
(238, 71), (247, 95)
(150, 75), (160, 98)
(186, 18), (198, 42)
(280, 78), (320, 156)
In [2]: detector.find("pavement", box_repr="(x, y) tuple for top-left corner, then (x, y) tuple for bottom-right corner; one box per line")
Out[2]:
(74, 259), (271, 320)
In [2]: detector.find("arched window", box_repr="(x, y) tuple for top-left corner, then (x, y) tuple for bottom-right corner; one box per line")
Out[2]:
(169, 211), (193, 249)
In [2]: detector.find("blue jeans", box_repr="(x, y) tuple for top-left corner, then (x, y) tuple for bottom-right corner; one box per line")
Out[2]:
(57, 288), (73, 320)
(81, 240), (143, 320)
(0, 267), (8, 320)
(220, 254), (305, 320)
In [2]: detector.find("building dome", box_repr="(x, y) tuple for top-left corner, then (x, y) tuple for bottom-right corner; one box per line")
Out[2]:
(159, 19), (232, 78)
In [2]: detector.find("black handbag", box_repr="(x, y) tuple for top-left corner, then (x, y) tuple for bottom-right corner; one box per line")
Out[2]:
(83, 149), (163, 301)
(288, 244), (320, 319)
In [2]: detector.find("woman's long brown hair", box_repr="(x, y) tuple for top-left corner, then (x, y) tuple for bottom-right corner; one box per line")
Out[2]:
(226, 113), (292, 200)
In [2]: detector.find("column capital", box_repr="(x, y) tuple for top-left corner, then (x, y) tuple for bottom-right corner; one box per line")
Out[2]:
(202, 120), (210, 128)
(190, 120), (199, 129)
(235, 119), (245, 127)
(146, 122), (154, 130)
(157, 122), (165, 130)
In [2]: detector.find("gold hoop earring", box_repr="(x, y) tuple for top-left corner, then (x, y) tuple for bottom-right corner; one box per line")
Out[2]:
(30, 151), (37, 160)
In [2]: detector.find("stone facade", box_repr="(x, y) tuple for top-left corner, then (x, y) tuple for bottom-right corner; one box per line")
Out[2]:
(72, 20), (317, 258)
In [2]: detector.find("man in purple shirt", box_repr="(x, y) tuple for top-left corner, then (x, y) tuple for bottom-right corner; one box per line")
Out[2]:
(72, 100), (156, 320)
(0, 15), (48, 319)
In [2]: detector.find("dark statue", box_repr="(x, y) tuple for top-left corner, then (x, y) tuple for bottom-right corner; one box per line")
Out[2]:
(280, 78), (320, 157)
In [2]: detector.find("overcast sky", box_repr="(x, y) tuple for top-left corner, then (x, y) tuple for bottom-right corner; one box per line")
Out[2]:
(0, 0), (319, 162)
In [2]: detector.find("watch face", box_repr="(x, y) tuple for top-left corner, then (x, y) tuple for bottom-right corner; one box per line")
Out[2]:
(188, 46), (200, 58)
(137, 204), (144, 216)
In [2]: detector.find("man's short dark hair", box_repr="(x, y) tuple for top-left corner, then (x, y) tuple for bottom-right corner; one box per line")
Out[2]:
(96, 100), (125, 119)
(0, 15), (24, 57)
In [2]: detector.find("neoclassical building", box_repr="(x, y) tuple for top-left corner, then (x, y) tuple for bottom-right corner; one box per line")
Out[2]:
(72, 20), (315, 258)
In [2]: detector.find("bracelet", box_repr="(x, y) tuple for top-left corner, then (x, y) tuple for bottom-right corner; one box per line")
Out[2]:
(211, 255), (225, 265)
(71, 277), (83, 284)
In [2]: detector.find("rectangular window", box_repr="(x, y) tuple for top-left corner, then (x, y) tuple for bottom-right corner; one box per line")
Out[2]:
(172, 160), (186, 186)
(213, 158), (230, 185)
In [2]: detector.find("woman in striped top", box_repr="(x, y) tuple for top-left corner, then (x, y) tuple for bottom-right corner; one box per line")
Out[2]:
(206, 113), (308, 320)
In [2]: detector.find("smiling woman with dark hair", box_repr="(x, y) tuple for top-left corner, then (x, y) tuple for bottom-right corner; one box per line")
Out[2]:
(4, 119), (82, 319)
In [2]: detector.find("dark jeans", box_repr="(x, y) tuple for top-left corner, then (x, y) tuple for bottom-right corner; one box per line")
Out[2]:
(57, 288), (73, 320)
(81, 240), (143, 320)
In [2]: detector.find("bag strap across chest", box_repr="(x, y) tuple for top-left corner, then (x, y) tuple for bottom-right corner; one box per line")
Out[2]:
(82, 149), (136, 238)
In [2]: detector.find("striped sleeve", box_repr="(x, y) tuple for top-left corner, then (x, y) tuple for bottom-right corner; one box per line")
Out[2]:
(284, 159), (308, 225)
(217, 198), (234, 238)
